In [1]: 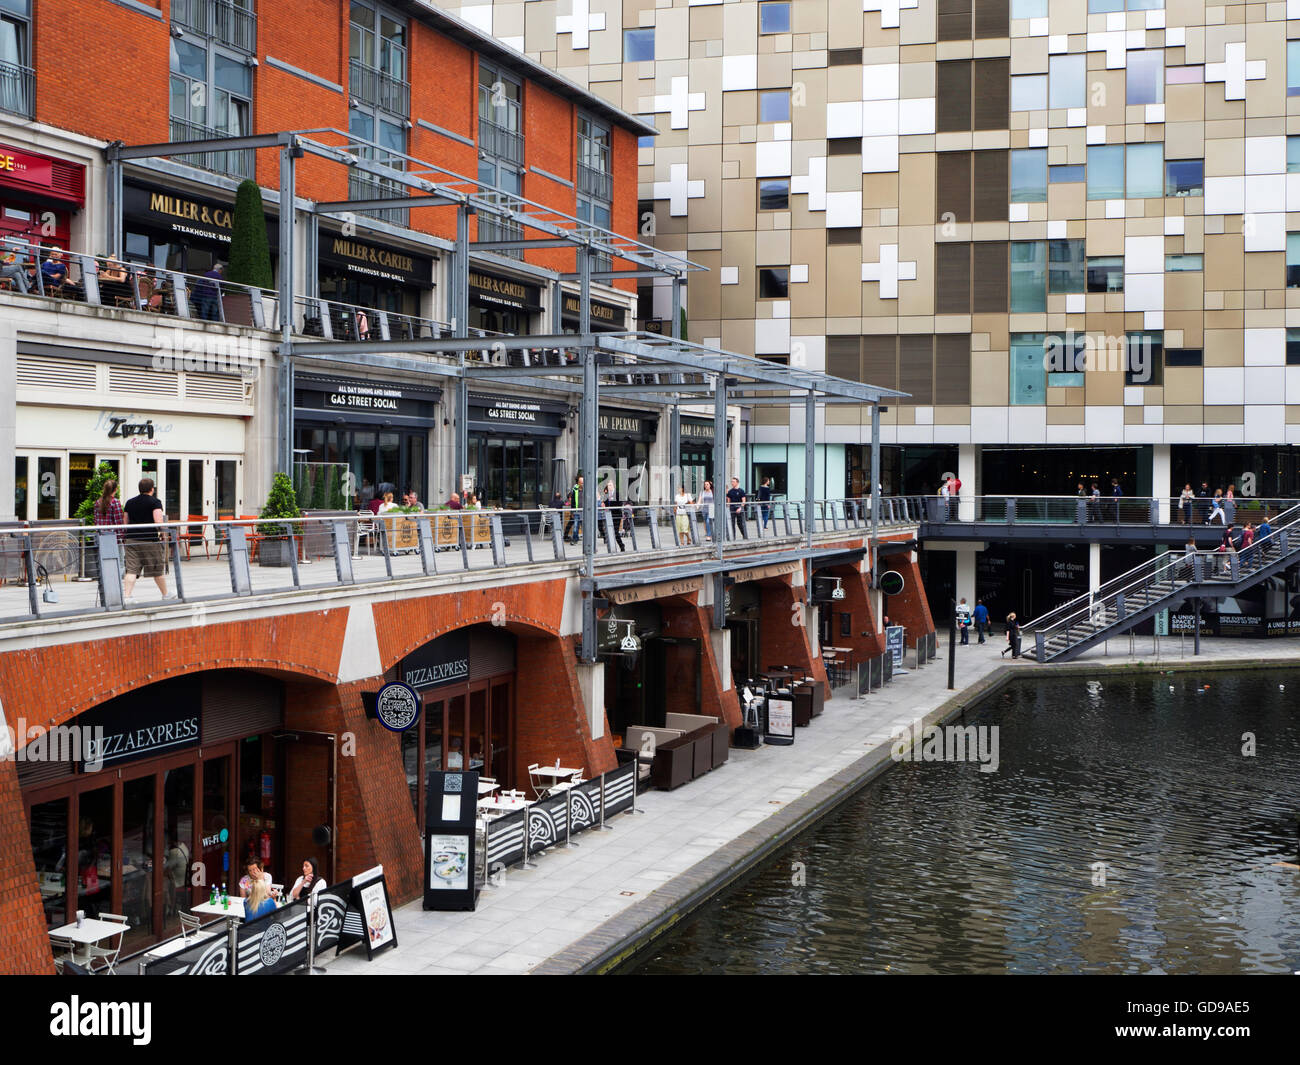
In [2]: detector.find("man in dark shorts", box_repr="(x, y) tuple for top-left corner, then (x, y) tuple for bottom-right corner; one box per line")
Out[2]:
(123, 477), (172, 603)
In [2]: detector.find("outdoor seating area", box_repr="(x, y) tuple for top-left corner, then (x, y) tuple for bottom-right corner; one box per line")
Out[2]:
(618, 713), (729, 791)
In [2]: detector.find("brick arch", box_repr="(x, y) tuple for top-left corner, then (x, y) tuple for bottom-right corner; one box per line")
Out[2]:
(370, 579), (568, 674)
(0, 609), (350, 735)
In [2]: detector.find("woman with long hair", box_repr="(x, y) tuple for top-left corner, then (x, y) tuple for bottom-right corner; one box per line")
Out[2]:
(245, 877), (277, 920)
(289, 857), (327, 900)
(93, 478), (124, 532)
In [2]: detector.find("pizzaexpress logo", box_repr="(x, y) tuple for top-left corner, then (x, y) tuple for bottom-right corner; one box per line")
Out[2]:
(258, 921), (289, 968)
(375, 682), (421, 732)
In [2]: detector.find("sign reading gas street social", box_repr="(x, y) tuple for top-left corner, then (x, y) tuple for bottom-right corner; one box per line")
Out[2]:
(373, 682), (421, 733)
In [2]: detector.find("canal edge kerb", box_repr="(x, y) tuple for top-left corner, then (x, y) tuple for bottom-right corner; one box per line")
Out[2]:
(533, 655), (1297, 975)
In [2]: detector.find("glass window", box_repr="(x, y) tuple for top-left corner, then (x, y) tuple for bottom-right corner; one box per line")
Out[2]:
(1010, 241), (1047, 313)
(1289, 41), (1300, 96)
(1165, 158), (1203, 197)
(759, 2), (790, 33)
(624, 28), (654, 62)
(1289, 137), (1300, 173)
(759, 90), (790, 123)
(1011, 148), (1047, 202)
(1127, 50), (1164, 105)
(758, 268), (788, 299)
(1048, 334), (1085, 388)
(1086, 256), (1124, 292)
(1287, 233), (1300, 287)
(1049, 54), (1086, 110)
(1126, 142), (1163, 198)
(1165, 348), (1203, 367)
(1010, 333), (1047, 405)
(1012, 0), (1048, 15)
(1125, 331), (1162, 386)
(1048, 239), (1086, 293)
(638, 135), (654, 149)
(1050, 164), (1086, 183)
(1165, 254), (1203, 272)
(1011, 75), (1047, 111)
(758, 179), (790, 210)
(1287, 328), (1300, 365)
(1087, 145), (1125, 199)
(1088, 0), (1124, 10)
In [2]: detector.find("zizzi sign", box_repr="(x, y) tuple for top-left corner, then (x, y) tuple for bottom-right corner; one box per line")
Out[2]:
(107, 416), (156, 440)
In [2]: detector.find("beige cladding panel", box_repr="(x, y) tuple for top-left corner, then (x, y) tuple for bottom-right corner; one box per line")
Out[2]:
(827, 245), (865, 318)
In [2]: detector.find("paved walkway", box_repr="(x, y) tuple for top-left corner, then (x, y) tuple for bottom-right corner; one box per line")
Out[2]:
(320, 635), (1300, 975)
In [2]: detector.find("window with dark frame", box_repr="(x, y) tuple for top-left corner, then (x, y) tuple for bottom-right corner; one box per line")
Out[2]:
(758, 178), (790, 210)
(758, 268), (789, 299)
(0, 0), (33, 119)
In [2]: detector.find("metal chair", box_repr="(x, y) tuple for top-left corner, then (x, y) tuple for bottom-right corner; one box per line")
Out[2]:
(178, 912), (201, 940)
(354, 513), (376, 557)
(527, 763), (546, 799)
(50, 934), (78, 972)
(84, 913), (128, 974)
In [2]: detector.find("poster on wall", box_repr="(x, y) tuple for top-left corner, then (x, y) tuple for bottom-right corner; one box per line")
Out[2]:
(1165, 563), (1300, 638)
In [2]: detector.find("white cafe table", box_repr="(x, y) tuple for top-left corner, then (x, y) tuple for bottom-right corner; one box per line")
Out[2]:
(532, 766), (579, 782)
(192, 897), (246, 921)
(141, 934), (199, 961)
(477, 795), (531, 815)
(49, 919), (126, 957)
(477, 780), (501, 796)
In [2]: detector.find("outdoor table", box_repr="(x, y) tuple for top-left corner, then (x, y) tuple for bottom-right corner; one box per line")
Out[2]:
(477, 795), (531, 815)
(477, 780), (501, 796)
(531, 766), (578, 783)
(49, 918), (125, 960)
(192, 897), (246, 924)
(140, 935), (198, 961)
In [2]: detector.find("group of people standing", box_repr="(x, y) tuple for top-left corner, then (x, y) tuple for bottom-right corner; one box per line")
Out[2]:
(1176, 482), (1244, 526)
(954, 596), (1021, 656)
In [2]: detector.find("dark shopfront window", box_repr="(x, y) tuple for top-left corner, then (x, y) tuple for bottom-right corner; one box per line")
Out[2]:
(598, 440), (650, 501)
(848, 444), (957, 497)
(469, 304), (526, 337)
(1170, 445), (1300, 501)
(981, 446), (1141, 497)
(296, 425), (426, 508)
(319, 267), (418, 318)
(469, 434), (554, 509)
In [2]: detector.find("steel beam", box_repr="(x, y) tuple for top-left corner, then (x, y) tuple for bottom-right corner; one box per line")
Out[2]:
(278, 144), (297, 476)
(580, 248), (599, 663)
(471, 238), (576, 251)
(804, 392), (816, 549)
(110, 131), (294, 160)
(313, 195), (458, 212)
(871, 400), (881, 582)
(453, 205), (470, 338)
(714, 370), (727, 560)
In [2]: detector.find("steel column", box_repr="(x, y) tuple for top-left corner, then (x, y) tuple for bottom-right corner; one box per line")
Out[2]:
(304, 211), (320, 300)
(669, 405), (681, 502)
(105, 148), (123, 258)
(580, 247), (599, 662)
(278, 144), (297, 476)
(870, 401), (881, 581)
(805, 391), (816, 549)
(713, 371), (727, 559)
(453, 205), (470, 337)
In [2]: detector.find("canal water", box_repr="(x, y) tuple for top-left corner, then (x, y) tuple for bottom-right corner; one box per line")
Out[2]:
(623, 669), (1300, 974)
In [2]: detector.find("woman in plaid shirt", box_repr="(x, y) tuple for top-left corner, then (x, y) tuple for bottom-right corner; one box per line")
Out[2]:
(93, 479), (125, 539)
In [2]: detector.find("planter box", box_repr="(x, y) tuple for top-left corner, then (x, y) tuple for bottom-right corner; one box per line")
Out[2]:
(258, 534), (297, 567)
(382, 515), (419, 551)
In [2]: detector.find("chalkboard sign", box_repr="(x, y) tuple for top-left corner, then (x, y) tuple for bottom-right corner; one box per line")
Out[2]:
(424, 771), (479, 911)
(885, 625), (905, 667)
(764, 694), (794, 746)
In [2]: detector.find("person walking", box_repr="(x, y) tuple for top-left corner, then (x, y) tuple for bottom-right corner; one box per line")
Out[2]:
(1206, 489), (1226, 525)
(93, 478), (125, 533)
(1110, 477), (1122, 521)
(956, 597), (972, 645)
(1223, 484), (1237, 526)
(1003, 612), (1021, 658)
(1178, 483), (1194, 525)
(673, 486), (693, 546)
(1089, 483), (1102, 523)
(939, 476), (951, 522)
(1241, 522), (1256, 570)
(973, 599), (989, 644)
(759, 477), (773, 532)
(122, 477), (173, 604)
(565, 475), (584, 543)
(698, 480), (715, 541)
(726, 477), (748, 539)
(1196, 481), (1211, 523)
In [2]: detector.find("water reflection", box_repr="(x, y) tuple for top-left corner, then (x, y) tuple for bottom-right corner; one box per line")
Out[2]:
(625, 671), (1300, 974)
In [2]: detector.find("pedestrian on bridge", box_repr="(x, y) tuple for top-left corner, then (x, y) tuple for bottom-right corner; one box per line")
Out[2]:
(1207, 490), (1226, 525)
(956, 598), (972, 644)
(1178, 484), (1194, 524)
(1002, 612), (1021, 658)
(973, 599), (989, 643)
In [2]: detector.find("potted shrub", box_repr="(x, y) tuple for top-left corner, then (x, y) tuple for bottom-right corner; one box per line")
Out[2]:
(224, 179), (273, 327)
(74, 460), (121, 579)
(258, 472), (302, 567)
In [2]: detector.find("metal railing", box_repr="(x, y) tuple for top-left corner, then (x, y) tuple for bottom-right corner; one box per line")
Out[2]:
(291, 293), (450, 344)
(169, 116), (255, 179)
(348, 169), (408, 226)
(478, 118), (523, 167)
(1024, 501), (1300, 659)
(172, 0), (258, 53)
(0, 58), (34, 119)
(922, 494), (1297, 528)
(577, 163), (613, 202)
(349, 58), (409, 116)
(0, 499), (920, 626)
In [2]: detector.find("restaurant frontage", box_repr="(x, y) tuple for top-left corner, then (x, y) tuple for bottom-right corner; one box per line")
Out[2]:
(394, 625), (517, 836)
(122, 179), (277, 279)
(466, 392), (565, 509)
(0, 140), (85, 257)
(16, 670), (337, 958)
(467, 267), (542, 336)
(597, 408), (657, 502)
(560, 290), (628, 333)
(680, 415), (724, 497)
(293, 372), (441, 508)
(317, 228), (434, 323)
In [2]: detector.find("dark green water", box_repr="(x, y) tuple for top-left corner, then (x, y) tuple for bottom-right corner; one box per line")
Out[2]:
(623, 669), (1300, 974)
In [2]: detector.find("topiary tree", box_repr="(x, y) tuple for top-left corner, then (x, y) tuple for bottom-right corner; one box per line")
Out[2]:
(227, 179), (273, 290)
(75, 462), (121, 525)
(328, 465), (346, 510)
(259, 471), (302, 535)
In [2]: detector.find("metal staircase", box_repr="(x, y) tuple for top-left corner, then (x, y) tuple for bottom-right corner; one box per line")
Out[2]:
(1024, 503), (1300, 662)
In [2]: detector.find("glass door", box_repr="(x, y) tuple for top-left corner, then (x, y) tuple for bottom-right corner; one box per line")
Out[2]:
(444, 691), (468, 770)
(489, 680), (511, 785)
(161, 762), (195, 939)
(214, 458), (239, 519)
(36, 454), (61, 519)
(76, 784), (115, 921)
(467, 687), (487, 773)
(120, 769), (156, 953)
(200, 753), (233, 898)
(28, 794), (70, 932)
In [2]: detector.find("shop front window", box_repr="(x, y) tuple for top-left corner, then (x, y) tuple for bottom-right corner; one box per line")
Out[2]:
(37, 455), (60, 520)
(161, 764), (194, 938)
(0, 2), (33, 119)
(76, 785), (114, 921)
(29, 796), (68, 931)
(121, 774), (155, 953)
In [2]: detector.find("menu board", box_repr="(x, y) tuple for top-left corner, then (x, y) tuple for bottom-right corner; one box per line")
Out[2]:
(427, 834), (471, 892)
(885, 625), (905, 667)
(765, 695), (794, 746)
(359, 880), (395, 951)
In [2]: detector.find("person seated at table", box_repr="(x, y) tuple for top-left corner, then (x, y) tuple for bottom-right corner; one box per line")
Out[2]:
(377, 490), (398, 514)
(238, 855), (273, 898)
(445, 736), (464, 769)
(245, 878), (278, 920)
(1, 248), (29, 293)
(287, 857), (326, 901)
(42, 248), (71, 294)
